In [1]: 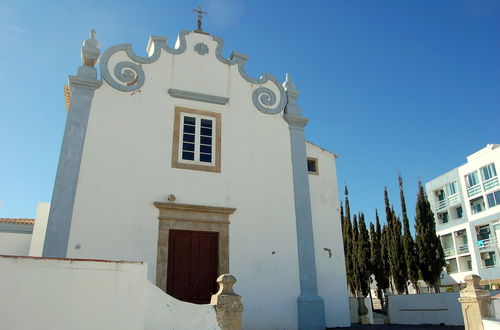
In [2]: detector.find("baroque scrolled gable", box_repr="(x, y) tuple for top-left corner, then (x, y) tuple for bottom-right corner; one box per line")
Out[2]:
(99, 30), (287, 115)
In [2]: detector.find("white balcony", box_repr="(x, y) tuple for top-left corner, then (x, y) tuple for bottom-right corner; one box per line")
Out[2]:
(435, 194), (462, 211)
(467, 185), (482, 198)
(481, 264), (498, 269)
(477, 237), (498, 250)
(483, 177), (499, 191)
(448, 194), (461, 206)
(443, 247), (456, 258)
(436, 199), (447, 211)
(456, 244), (469, 255)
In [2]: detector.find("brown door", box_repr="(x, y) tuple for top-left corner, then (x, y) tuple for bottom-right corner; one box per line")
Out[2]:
(166, 230), (219, 304)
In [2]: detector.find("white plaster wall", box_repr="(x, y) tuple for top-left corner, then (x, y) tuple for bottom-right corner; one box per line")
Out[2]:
(67, 32), (301, 329)
(0, 256), (220, 330)
(308, 142), (350, 327)
(483, 318), (500, 329)
(492, 298), (500, 319)
(387, 292), (463, 325)
(29, 202), (50, 256)
(144, 281), (219, 330)
(0, 232), (32, 255)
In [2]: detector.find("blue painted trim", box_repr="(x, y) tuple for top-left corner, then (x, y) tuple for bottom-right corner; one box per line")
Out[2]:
(283, 74), (325, 330)
(285, 115), (326, 330)
(43, 32), (102, 258)
(194, 42), (209, 55)
(213, 36), (287, 114)
(100, 31), (189, 92)
(43, 77), (100, 258)
(100, 31), (286, 115)
(168, 88), (229, 105)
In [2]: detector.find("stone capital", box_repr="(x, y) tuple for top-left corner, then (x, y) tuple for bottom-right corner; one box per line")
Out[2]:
(283, 114), (309, 128)
(68, 75), (103, 91)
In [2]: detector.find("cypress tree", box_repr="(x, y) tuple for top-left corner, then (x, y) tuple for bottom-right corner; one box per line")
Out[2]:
(384, 187), (407, 294)
(380, 224), (392, 293)
(371, 210), (388, 309)
(399, 175), (420, 293)
(352, 215), (361, 295)
(342, 186), (356, 296)
(341, 202), (347, 260)
(357, 213), (371, 297)
(415, 180), (446, 292)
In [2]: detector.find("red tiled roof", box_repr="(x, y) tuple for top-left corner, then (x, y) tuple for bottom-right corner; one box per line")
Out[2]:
(0, 218), (35, 225)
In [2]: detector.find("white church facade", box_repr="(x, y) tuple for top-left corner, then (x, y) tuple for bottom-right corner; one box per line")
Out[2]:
(5, 27), (349, 329)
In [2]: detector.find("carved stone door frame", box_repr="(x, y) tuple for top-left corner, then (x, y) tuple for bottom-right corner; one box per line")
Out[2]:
(154, 201), (236, 292)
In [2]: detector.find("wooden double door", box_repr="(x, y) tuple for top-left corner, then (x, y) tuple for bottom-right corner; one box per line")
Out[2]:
(166, 230), (219, 304)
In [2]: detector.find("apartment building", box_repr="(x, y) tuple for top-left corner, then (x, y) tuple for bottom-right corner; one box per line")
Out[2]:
(425, 144), (500, 287)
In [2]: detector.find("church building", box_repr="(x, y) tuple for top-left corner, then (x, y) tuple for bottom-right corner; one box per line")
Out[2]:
(40, 20), (349, 329)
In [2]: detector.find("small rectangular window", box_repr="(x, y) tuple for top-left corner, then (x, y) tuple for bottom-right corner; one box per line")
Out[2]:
(481, 163), (497, 181)
(487, 190), (500, 208)
(307, 157), (318, 175)
(437, 189), (445, 201)
(466, 171), (479, 188)
(456, 206), (463, 218)
(446, 181), (458, 196)
(471, 197), (484, 214)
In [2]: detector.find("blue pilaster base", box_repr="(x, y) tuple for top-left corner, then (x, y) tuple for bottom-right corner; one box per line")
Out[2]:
(298, 295), (326, 330)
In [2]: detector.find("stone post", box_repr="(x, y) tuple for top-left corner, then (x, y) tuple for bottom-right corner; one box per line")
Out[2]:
(459, 275), (492, 330)
(211, 274), (243, 330)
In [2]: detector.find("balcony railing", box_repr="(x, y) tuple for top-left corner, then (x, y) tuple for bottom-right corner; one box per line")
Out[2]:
(477, 237), (498, 250)
(443, 247), (456, 257)
(483, 177), (499, 191)
(481, 263), (498, 269)
(435, 194), (462, 212)
(457, 244), (469, 255)
(467, 185), (482, 198)
(448, 194), (461, 206)
(436, 199), (447, 211)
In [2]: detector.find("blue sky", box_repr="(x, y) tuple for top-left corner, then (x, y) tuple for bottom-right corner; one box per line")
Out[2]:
(1, 0), (499, 229)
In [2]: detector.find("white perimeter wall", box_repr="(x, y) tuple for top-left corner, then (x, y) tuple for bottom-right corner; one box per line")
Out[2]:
(482, 297), (500, 329)
(493, 298), (500, 319)
(308, 142), (350, 327)
(388, 292), (463, 325)
(0, 256), (219, 330)
(0, 232), (31, 255)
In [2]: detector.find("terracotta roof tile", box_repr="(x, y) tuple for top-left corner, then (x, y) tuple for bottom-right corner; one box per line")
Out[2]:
(0, 218), (35, 225)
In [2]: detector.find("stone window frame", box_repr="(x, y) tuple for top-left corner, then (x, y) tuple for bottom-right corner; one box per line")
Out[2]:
(171, 106), (221, 173)
(154, 201), (236, 293)
(307, 157), (319, 175)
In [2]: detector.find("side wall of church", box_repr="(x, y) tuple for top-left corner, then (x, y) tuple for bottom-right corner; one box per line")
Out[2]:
(307, 142), (351, 327)
(66, 32), (302, 329)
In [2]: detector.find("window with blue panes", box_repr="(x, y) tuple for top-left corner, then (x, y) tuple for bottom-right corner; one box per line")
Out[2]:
(465, 171), (479, 188)
(180, 114), (215, 165)
(481, 163), (497, 181)
(487, 190), (500, 208)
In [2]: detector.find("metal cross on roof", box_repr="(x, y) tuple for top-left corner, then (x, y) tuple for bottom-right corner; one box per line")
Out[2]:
(192, 5), (208, 32)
